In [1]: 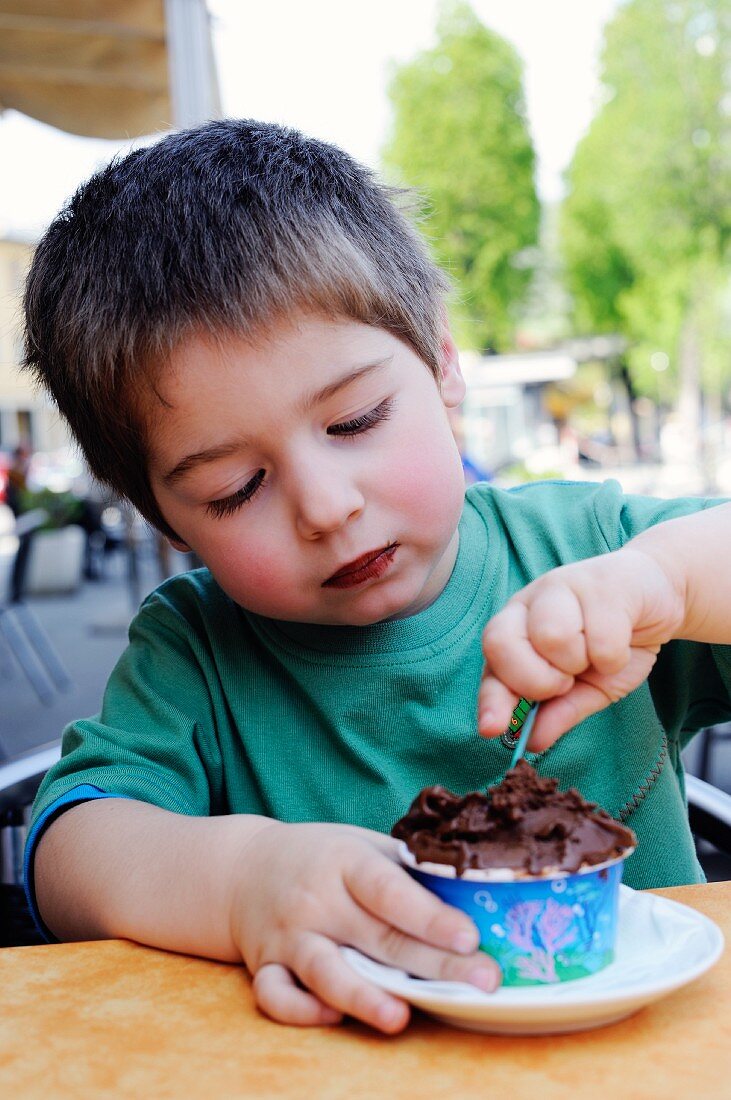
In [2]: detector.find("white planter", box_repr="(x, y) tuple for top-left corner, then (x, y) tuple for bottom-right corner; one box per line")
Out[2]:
(24, 525), (85, 596)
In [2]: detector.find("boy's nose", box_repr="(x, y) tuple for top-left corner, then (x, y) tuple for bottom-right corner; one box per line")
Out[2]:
(293, 470), (365, 540)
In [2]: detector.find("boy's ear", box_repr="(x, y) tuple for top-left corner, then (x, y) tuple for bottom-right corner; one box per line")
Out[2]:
(438, 323), (466, 409)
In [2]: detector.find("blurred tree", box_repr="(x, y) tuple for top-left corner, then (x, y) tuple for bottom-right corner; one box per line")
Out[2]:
(382, 0), (539, 352)
(561, 0), (731, 422)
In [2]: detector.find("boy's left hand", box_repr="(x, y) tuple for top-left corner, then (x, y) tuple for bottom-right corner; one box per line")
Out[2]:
(477, 546), (686, 751)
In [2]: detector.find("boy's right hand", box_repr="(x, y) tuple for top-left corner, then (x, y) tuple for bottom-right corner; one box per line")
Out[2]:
(227, 821), (500, 1033)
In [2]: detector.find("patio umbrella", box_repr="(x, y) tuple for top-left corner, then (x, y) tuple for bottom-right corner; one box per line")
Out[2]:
(0, 0), (220, 137)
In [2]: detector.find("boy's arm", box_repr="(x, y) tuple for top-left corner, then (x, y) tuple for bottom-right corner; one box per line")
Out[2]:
(477, 502), (731, 750)
(34, 798), (500, 1033)
(34, 798), (270, 957)
(629, 502), (731, 644)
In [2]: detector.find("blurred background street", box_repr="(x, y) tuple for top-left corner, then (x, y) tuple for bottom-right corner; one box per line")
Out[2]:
(0, 530), (193, 758)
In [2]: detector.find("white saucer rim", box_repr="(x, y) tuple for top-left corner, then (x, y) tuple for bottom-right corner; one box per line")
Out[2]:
(341, 886), (724, 1011)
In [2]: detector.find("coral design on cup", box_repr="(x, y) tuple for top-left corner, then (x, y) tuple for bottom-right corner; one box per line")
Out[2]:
(505, 898), (577, 983)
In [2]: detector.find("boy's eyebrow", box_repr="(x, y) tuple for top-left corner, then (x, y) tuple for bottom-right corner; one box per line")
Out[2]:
(161, 440), (248, 487)
(301, 358), (392, 411)
(161, 359), (392, 487)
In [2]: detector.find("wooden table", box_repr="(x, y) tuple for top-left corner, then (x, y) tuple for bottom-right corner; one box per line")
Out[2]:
(0, 883), (728, 1099)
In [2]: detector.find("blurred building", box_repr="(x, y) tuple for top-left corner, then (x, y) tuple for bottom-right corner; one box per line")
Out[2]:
(0, 234), (67, 452)
(0, 1), (219, 137)
(458, 350), (577, 477)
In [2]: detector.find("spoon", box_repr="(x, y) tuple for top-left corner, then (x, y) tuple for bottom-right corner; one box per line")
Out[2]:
(508, 701), (540, 770)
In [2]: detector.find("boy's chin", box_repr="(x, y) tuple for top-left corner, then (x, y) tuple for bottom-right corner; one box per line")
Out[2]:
(276, 592), (412, 628)
(316, 588), (438, 627)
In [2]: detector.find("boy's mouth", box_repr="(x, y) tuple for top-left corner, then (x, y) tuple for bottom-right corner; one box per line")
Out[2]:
(322, 542), (399, 589)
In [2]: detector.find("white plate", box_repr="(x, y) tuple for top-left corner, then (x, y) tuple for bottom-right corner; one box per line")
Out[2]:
(341, 886), (724, 1035)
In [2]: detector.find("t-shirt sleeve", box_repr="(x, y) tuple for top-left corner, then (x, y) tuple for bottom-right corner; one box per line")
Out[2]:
(650, 639), (731, 753)
(591, 480), (727, 549)
(28, 591), (224, 828)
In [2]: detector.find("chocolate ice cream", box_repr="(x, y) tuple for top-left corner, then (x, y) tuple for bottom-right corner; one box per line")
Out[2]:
(392, 760), (636, 877)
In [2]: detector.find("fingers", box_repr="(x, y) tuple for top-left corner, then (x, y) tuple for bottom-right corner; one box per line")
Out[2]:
(255, 896), (497, 1034)
(344, 860), (499, 992)
(478, 570), (638, 740)
(344, 854), (479, 955)
(523, 585), (634, 683)
(497, 648), (661, 751)
(285, 933), (411, 1034)
(253, 962), (343, 1027)
(360, 914), (500, 992)
(518, 691), (601, 752)
(481, 600), (575, 697)
(245, 833), (504, 1036)
(524, 584), (589, 676)
(477, 677), (520, 738)
(478, 600), (573, 736)
(522, 679), (627, 752)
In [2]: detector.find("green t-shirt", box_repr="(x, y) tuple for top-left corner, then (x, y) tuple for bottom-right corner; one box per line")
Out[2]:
(28, 480), (731, 890)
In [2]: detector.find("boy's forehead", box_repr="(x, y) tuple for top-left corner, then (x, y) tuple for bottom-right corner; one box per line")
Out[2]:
(154, 317), (400, 397)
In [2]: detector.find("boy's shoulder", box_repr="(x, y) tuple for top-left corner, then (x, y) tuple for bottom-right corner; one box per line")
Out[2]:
(465, 478), (715, 560)
(136, 566), (241, 641)
(467, 477), (621, 505)
(466, 477), (624, 538)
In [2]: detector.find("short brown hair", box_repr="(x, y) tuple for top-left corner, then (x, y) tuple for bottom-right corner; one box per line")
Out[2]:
(22, 119), (450, 538)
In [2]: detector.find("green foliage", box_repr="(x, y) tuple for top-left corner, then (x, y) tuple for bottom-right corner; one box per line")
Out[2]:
(18, 487), (84, 530)
(560, 0), (731, 400)
(498, 462), (564, 485)
(382, 0), (539, 351)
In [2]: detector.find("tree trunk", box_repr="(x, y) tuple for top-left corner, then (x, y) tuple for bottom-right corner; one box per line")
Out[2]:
(617, 360), (643, 461)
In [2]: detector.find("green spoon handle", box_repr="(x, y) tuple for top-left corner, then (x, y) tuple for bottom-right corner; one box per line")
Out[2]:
(509, 702), (539, 769)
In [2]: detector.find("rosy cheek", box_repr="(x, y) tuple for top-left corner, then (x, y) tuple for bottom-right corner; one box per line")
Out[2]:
(386, 436), (462, 517)
(207, 536), (294, 608)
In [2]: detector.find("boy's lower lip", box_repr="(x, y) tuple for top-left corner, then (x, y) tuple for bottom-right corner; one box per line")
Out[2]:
(322, 543), (399, 589)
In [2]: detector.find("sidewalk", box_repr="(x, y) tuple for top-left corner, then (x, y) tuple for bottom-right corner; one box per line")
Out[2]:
(0, 541), (181, 758)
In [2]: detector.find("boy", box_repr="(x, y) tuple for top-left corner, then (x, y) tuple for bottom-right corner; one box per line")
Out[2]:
(22, 120), (731, 1035)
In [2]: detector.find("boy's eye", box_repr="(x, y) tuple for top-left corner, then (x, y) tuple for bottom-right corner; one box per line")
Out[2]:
(328, 397), (393, 437)
(206, 469), (266, 518)
(203, 397), (393, 519)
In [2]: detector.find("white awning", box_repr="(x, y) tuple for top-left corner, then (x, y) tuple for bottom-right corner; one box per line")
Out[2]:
(0, 0), (219, 137)
(461, 351), (577, 389)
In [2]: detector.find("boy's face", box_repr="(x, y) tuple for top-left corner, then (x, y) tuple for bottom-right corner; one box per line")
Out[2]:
(148, 313), (467, 626)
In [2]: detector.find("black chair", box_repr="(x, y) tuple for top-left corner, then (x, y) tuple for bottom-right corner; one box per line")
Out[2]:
(0, 741), (61, 946)
(0, 510), (71, 705)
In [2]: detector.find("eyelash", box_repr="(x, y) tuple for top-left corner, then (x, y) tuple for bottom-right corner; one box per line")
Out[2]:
(327, 396), (393, 437)
(206, 469), (266, 518)
(205, 397), (394, 519)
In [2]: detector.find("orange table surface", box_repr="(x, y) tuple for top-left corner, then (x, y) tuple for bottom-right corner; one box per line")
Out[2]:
(0, 882), (728, 1099)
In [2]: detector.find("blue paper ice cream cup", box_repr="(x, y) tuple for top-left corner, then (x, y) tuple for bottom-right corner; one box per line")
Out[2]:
(398, 842), (632, 986)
